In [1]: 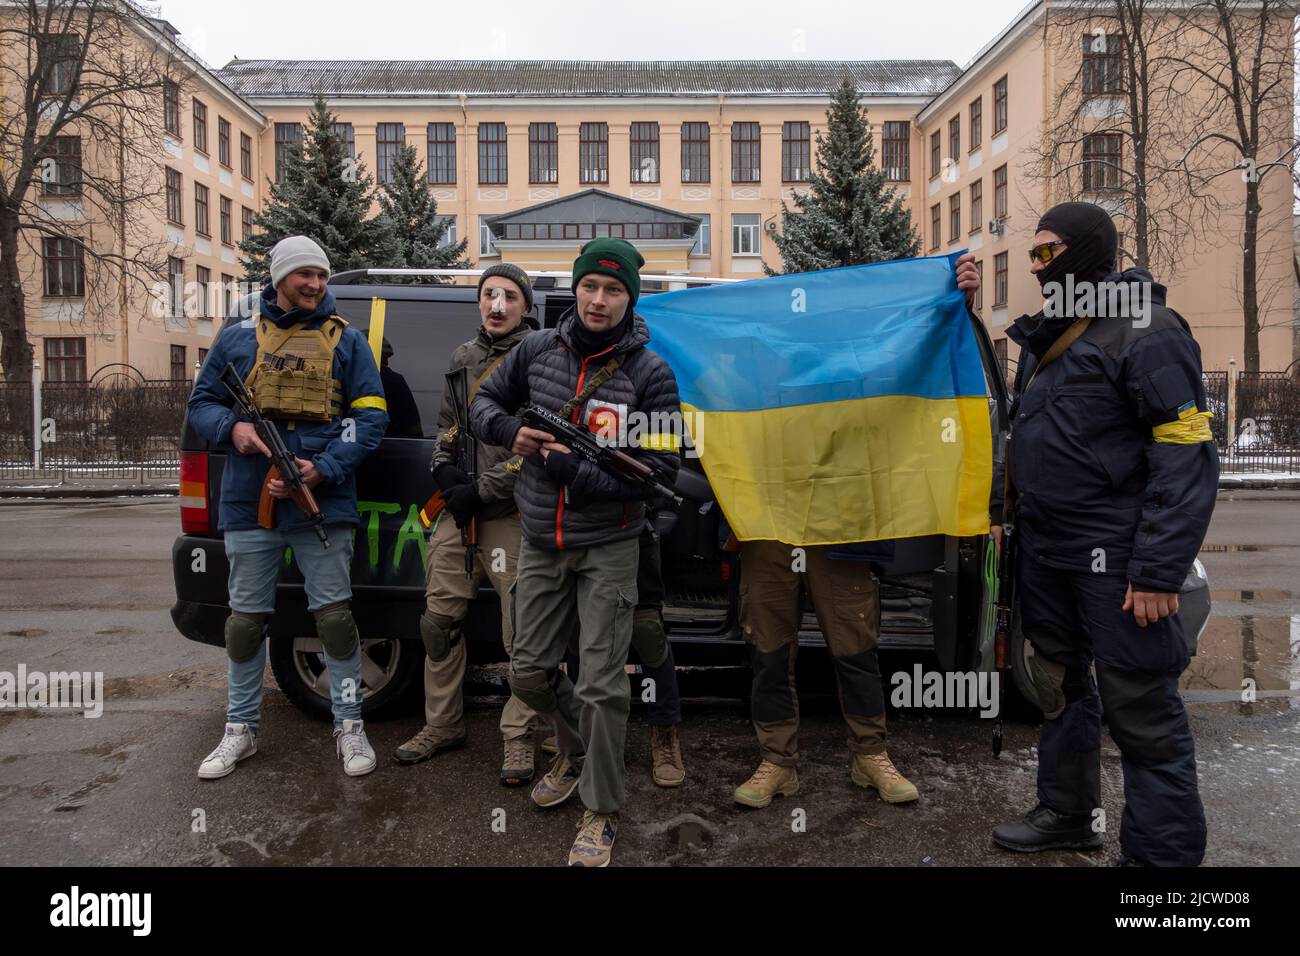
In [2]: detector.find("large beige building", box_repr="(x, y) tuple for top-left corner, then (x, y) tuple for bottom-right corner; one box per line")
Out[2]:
(7, 1), (1295, 383)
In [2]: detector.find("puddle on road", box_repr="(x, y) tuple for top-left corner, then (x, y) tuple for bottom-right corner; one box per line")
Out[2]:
(1200, 544), (1299, 553)
(1180, 611), (1299, 712)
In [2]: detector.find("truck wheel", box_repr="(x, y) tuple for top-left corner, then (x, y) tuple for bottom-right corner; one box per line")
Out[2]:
(1007, 611), (1046, 723)
(269, 636), (421, 721)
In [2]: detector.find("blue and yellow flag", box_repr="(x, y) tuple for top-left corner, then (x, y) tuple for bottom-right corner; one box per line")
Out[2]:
(638, 251), (993, 546)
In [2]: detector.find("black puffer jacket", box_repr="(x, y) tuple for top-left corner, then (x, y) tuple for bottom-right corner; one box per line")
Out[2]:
(471, 307), (681, 551)
(991, 269), (1219, 592)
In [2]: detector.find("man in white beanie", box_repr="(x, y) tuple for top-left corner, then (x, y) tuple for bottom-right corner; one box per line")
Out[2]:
(187, 235), (389, 780)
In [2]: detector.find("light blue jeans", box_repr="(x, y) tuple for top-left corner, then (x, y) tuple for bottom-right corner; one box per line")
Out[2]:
(224, 524), (362, 732)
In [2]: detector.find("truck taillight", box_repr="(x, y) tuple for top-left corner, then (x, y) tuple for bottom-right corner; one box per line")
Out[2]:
(179, 451), (210, 534)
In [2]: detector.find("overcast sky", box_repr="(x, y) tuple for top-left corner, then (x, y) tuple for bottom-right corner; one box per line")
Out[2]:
(150, 0), (1035, 69)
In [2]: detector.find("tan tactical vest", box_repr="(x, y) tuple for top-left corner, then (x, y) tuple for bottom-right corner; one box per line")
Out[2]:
(244, 312), (347, 421)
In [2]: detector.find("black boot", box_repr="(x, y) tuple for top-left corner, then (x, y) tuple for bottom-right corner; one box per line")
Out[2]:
(992, 804), (1104, 853)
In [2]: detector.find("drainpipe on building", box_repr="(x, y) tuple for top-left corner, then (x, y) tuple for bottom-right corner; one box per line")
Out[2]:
(717, 94), (726, 277)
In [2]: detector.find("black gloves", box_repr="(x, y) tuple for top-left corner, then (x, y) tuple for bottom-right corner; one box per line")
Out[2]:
(443, 481), (484, 529)
(432, 462), (471, 493)
(543, 449), (580, 485)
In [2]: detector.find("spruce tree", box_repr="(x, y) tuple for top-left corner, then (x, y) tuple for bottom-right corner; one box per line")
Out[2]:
(238, 96), (387, 285)
(374, 143), (471, 277)
(766, 78), (921, 275)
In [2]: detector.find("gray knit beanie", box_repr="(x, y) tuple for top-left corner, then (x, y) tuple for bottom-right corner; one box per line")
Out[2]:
(270, 236), (331, 287)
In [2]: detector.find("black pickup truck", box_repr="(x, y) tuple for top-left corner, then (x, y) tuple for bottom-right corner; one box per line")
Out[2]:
(170, 269), (1212, 720)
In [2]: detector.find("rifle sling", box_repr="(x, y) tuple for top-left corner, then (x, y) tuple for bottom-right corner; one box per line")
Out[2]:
(559, 356), (622, 423)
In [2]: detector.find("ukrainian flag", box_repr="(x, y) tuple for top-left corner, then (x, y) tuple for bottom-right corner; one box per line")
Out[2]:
(638, 251), (993, 546)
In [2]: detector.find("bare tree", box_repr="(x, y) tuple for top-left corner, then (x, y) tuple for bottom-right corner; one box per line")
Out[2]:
(1164, 0), (1296, 372)
(0, 0), (185, 383)
(1026, 1), (1217, 280)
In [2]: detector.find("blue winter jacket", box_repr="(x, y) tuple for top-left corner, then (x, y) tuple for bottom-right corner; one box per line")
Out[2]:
(187, 284), (389, 532)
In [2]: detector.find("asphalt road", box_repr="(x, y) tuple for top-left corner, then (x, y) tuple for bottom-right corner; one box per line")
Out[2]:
(0, 494), (1296, 867)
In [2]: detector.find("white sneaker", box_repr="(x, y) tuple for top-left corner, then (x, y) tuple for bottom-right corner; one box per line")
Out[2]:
(335, 719), (376, 777)
(198, 722), (257, 779)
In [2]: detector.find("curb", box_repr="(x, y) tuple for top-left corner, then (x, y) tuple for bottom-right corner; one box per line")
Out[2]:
(0, 486), (178, 499)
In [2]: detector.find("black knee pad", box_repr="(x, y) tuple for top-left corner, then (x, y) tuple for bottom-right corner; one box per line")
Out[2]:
(419, 612), (461, 663)
(510, 666), (558, 714)
(313, 601), (359, 659)
(631, 610), (669, 669)
(224, 611), (267, 663)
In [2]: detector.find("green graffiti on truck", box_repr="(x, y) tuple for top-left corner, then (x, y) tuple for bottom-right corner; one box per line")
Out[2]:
(356, 501), (428, 575)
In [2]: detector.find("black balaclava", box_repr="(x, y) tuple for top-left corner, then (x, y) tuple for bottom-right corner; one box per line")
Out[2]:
(570, 309), (630, 357)
(1034, 202), (1119, 289)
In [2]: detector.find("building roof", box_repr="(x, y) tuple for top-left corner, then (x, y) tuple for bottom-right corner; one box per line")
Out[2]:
(217, 59), (962, 98)
(485, 189), (702, 228)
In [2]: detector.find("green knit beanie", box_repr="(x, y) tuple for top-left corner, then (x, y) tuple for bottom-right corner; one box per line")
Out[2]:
(572, 237), (645, 308)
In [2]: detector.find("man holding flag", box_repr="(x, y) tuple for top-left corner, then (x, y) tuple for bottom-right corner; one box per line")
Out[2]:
(638, 251), (983, 810)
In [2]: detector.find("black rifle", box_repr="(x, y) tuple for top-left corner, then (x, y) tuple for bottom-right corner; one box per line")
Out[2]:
(220, 363), (329, 549)
(445, 367), (478, 575)
(992, 431), (1016, 758)
(521, 403), (682, 507)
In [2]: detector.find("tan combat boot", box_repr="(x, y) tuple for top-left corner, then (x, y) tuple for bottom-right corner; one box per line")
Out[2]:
(650, 724), (685, 788)
(851, 750), (919, 804)
(392, 723), (466, 765)
(734, 759), (798, 808)
(500, 735), (535, 786)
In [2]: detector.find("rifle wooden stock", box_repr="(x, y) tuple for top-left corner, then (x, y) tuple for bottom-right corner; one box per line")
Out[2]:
(419, 491), (447, 528)
(258, 463), (325, 531)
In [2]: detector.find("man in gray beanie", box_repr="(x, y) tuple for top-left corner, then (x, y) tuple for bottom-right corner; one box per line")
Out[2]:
(187, 234), (389, 780)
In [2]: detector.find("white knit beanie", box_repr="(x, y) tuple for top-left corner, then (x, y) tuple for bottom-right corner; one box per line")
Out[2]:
(270, 235), (331, 287)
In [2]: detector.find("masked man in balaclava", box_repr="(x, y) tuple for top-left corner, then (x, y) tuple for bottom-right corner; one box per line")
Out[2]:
(989, 202), (1218, 866)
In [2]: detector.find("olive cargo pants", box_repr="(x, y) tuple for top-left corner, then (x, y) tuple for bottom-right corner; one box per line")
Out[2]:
(740, 539), (887, 766)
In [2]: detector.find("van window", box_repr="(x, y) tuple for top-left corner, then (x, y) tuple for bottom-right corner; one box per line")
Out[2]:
(334, 296), (483, 439)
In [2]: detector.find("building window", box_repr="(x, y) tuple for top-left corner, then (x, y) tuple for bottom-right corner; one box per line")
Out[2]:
(732, 213), (760, 256)
(42, 237), (84, 297)
(221, 273), (235, 316)
(1083, 133), (1122, 192)
(217, 117), (231, 167)
(528, 122), (558, 184)
(930, 204), (941, 250)
(782, 121), (811, 182)
(37, 33), (80, 98)
(970, 179), (983, 233)
(731, 122), (760, 183)
(580, 122), (609, 184)
(376, 123), (404, 184)
(691, 214), (710, 256)
(994, 252), (1008, 307)
(974, 260), (984, 311)
(274, 123), (302, 183)
(435, 215), (457, 248)
(681, 122), (710, 183)
(162, 79), (180, 137)
(332, 123), (355, 159)
(970, 97), (982, 151)
(241, 205), (254, 241)
(478, 123), (507, 185)
(196, 265), (211, 318)
(198, 347), (209, 369)
(428, 123), (456, 184)
(40, 136), (82, 196)
(948, 115), (960, 166)
(194, 183), (210, 237)
(171, 345), (187, 381)
(479, 215), (497, 256)
(929, 131), (941, 180)
(240, 132), (252, 180)
(949, 193), (961, 243)
(994, 337), (1007, 382)
(993, 76), (1008, 135)
(44, 337), (86, 382)
(168, 257), (185, 317)
(192, 98), (208, 155)
(165, 167), (182, 225)
(630, 122), (660, 183)
(993, 164), (1008, 220)
(1083, 33), (1123, 95)
(881, 121), (910, 181)
(219, 196), (232, 245)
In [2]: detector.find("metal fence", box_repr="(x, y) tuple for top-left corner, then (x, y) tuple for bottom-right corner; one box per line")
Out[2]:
(1208, 370), (1300, 475)
(0, 376), (190, 482)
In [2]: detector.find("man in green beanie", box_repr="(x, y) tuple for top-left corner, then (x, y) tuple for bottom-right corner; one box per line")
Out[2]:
(472, 237), (683, 867)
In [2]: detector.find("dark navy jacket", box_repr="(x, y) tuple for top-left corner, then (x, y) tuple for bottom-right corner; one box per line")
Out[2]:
(992, 270), (1219, 592)
(187, 285), (389, 532)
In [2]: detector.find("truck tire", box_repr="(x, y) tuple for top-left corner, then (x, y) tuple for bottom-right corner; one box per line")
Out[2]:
(1007, 611), (1046, 723)
(269, 635), (421, 721)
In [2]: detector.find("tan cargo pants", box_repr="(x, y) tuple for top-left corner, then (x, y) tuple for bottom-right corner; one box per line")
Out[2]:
(423, 512), (535, 740)
(739, 539), (887, 766)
